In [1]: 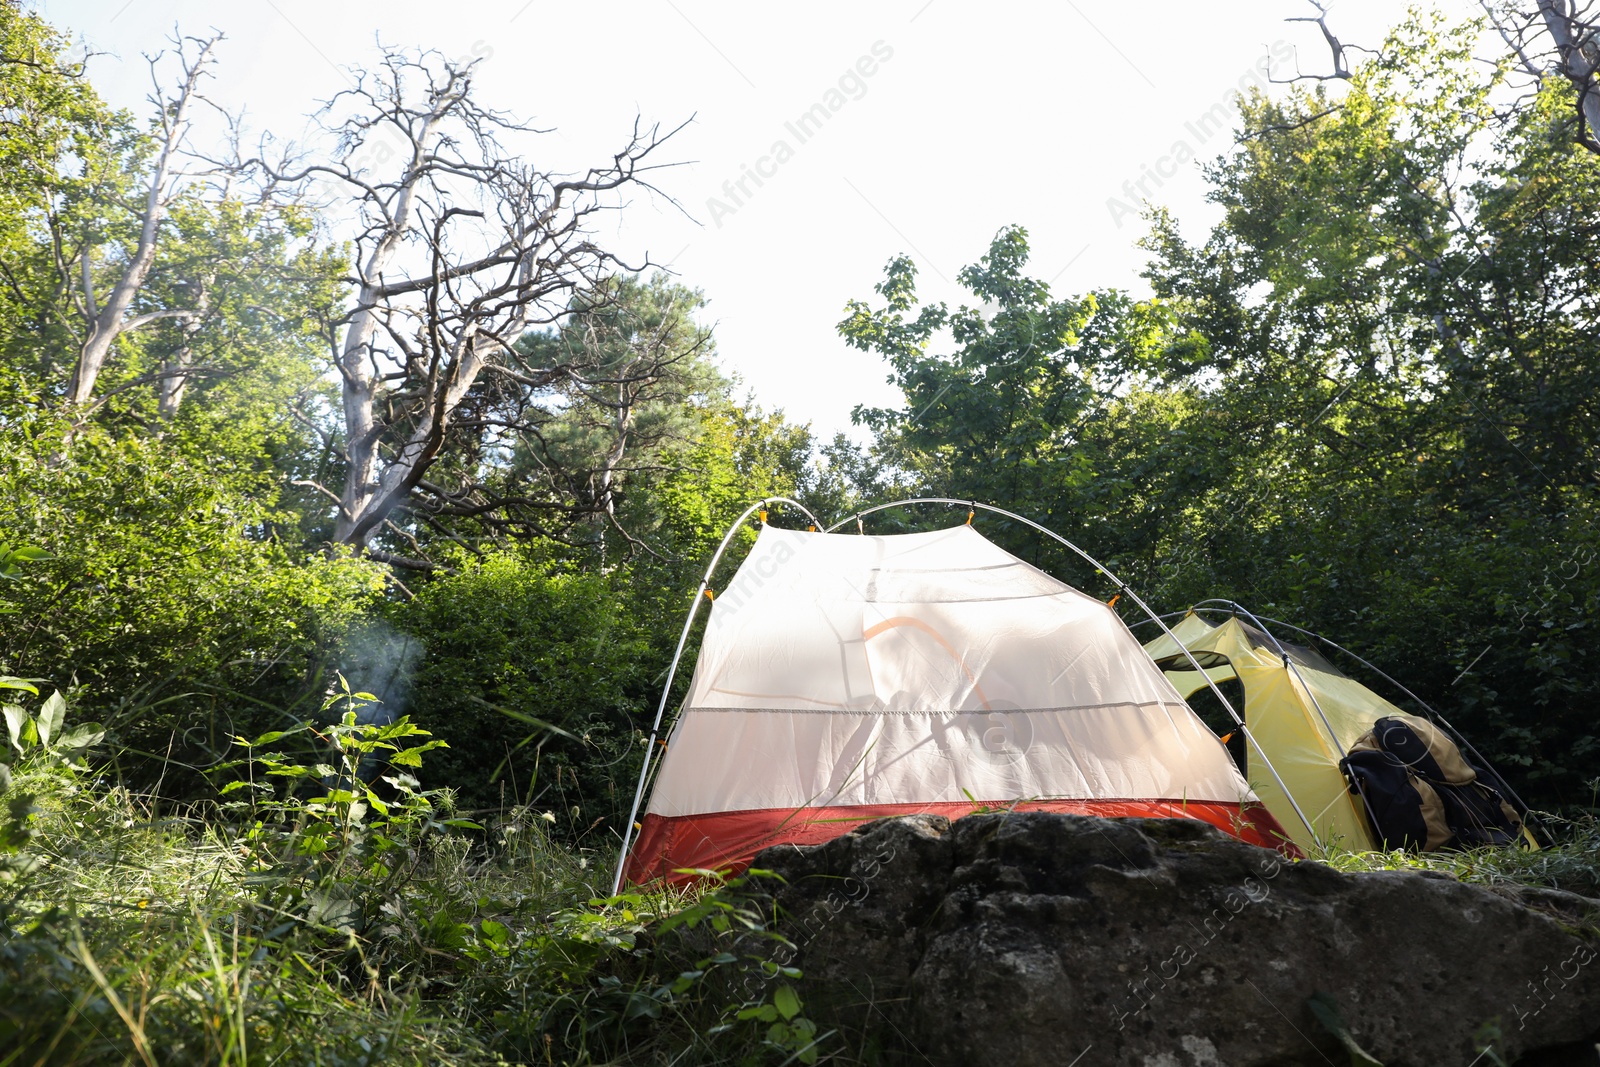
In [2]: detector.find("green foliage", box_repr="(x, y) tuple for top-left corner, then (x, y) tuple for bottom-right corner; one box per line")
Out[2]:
(839, 224), (1188, 582)
(0, 4), (131, 376)
(0, 542), (51, 583)
(514, 274), (730, 490)
(0, 675), (841, 1066)
(0, 703), (518, 1064)
(3, 682), (104, 763)
(476, 868), (834, 1065)
(0, 5), (345, 424)
(1128, 14), (1600, 803)
(394, 551), (652, 829)
(0, 401), (386, 783)
(215, 678), (473, 934)
(636, 400), (817, 562)
(1318, 801), (1600, 900)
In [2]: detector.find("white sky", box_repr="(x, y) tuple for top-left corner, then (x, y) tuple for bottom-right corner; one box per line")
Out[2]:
(37, 0), (1478, 440)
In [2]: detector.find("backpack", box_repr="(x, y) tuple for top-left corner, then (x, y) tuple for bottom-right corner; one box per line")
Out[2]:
(1339, 713), (1524, 852)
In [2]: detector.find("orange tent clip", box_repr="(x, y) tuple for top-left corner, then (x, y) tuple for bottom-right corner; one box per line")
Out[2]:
(758, 510), (768, 524)
(1107, 594), (1121, 609)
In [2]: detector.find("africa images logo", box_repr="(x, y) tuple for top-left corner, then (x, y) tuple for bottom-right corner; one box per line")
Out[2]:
(974, 699), (1034, 768)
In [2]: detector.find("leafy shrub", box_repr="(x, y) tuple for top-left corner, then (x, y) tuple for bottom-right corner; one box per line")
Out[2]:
(0, 408), (385, 786)
(0, 685), (510, 1064)
(216, 679), (481, 934)
(395, 551), (653, 833)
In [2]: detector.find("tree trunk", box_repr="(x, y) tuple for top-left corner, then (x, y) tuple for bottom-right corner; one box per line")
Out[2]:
(331, 108), (451, 549)
(157, 275), (210, 418)
(1538, 0), (1600, 150)
(66, 35), (217, 408)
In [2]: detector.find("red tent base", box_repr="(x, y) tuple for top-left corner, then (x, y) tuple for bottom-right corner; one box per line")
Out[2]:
(623, 799), (1299, 886)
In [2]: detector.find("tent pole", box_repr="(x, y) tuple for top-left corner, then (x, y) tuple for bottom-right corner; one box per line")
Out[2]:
(826, 498), (1324, 850)
(611, 496), (822, 895)
(1256, 617), (1487, 746)
(1129, 602), (1245, 629)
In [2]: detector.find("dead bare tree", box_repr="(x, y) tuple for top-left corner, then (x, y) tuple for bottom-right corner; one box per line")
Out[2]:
(65, 31), (221, 408)
(259, 50), (688, 564)
(1272, 1), (1600, 156)
(1483, 0), (1600, 153)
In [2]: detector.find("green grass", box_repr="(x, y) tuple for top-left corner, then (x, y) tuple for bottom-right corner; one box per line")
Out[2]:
(0, 743), (835, 1067)
(1309, 810), (1600, 901)
(5, 745), (1597, 1066)
(3, 760), (557, 1064)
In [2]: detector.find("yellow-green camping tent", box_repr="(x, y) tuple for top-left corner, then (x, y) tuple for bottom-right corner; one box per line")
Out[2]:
(1143, 612), (1386, 852)
(1141, 609), (1536, 855)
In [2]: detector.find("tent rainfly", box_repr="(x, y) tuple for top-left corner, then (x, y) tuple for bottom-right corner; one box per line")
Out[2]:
(618, 509), (1294, 887)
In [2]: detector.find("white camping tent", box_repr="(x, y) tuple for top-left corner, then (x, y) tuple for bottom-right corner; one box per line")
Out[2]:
(620, 517), (1292, 885)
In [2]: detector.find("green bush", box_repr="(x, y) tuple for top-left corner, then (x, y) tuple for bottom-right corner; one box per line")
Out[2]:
(0, 686), (579, 1066)
(0, 411), (385, 786)
(396, 552), (653, 835)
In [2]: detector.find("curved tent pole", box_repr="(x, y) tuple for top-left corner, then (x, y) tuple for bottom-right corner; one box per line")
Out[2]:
(1128, 610), (1199, 627)
(611, 496), (823, 895)
(1249, 615), (1474, 731)
(827, 498), (1322, 848)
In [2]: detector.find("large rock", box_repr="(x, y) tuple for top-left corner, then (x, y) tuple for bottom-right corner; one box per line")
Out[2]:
(751, 813), (1600, 1067)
